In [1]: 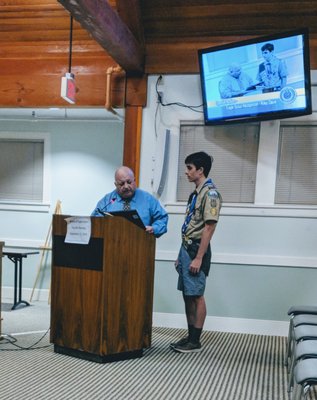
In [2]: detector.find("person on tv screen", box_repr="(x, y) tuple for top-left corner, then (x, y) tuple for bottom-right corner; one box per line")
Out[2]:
(218, 63), (254, 99)
(91, 166), (168, 237)
(257, 43), (288, 92)
(170, 151), (222, 353)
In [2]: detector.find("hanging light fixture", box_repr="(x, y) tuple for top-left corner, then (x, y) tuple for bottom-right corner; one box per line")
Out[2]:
(61, 15), (76, 104)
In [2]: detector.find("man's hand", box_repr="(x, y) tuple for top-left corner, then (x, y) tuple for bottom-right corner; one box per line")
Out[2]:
(189, 257), (202, 274)
(189, 221), (216, 274)
(145, 225), (154, 234)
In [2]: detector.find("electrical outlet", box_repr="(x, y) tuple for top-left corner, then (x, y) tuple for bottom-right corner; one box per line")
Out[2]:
(157, 75), (164, 85)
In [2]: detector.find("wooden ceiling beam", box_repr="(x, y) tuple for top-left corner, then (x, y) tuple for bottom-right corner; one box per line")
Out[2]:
(58, 0), (145, 74)
(115, 0), (145, 47)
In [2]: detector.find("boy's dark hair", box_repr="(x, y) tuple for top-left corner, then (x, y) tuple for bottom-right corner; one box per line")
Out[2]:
(261, 43), (274, 52)
(185, 151), (213, 177)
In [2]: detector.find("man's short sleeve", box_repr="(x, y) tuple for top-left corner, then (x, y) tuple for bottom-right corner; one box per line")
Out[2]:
(203, 189), (222, 222)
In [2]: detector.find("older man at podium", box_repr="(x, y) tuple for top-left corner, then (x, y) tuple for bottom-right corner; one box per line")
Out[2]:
(91, 166), (168, 238)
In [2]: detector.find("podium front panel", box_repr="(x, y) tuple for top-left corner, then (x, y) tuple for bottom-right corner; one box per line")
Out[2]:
(50, 215), (156, 362)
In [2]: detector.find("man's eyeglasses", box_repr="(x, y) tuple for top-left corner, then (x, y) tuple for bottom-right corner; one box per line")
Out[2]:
(115, 179), (134, 187)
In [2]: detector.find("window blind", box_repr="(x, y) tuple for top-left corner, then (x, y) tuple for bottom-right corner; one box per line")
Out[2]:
(0, 139), (44, 201)
(275, 125), (317, 205)
(177, 123), (259, 203)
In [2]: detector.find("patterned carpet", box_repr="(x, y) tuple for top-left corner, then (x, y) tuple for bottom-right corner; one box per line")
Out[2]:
(2, 325), (315, 400)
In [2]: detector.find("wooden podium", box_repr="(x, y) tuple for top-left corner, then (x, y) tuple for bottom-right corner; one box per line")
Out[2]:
(50, 214), (156, 363)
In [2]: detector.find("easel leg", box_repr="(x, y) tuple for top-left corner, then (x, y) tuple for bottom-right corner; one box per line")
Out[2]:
(29, 200), (62, 303)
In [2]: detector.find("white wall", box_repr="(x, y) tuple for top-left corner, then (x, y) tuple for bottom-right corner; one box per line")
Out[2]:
(1, 117), (124, 292)
(139, 73), (317, 333)
(1, 72), (317, 335)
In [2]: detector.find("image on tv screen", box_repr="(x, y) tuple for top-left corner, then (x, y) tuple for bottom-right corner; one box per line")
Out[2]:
(198, 29), (312, 125)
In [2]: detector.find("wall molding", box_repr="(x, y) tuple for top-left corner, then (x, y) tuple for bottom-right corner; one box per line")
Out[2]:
(2, 287), (288, 337)
(2, 287), (49, 303)
(165, 203), (317, 218)
(2, 239), (317, 268)
(0, 238), (45, 249)
(156, 250), (317, 269)
(153, 312), (288, 337)
(0, 202), (50, 213)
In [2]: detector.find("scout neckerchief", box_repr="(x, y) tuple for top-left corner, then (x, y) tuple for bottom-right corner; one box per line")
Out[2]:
(181, 178), (215, 235)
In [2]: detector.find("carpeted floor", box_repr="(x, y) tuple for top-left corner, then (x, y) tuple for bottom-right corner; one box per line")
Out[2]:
(0, 301), (316, 400)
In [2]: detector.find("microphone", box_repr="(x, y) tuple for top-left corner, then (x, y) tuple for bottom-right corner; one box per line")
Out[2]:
(97, 208), (108, 216)
(97, 198), (116, 216)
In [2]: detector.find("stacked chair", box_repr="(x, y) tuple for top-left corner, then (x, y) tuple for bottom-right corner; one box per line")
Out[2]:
(285, 305), (317, 399)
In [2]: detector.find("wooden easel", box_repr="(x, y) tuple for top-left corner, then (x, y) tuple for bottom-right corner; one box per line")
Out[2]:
(29, 200), (62, 303)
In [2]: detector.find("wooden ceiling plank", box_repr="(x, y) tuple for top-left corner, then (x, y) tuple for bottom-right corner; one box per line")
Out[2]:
(0, 11), (66, 19)
(0, 42), (107, 56)
(141, 3), (317, 19)
(145, 35), (317, 74)
(0, 30), (91, 42)
(0, 0), (57, 4)
(0, 3), (56, 9)
(140, 0), (310, 7)
(58, 0), (145, 74)
(0, 19), (82, 31)
(143, 15), (317, 38)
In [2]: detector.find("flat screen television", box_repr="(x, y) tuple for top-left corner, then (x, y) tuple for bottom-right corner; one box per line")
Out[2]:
(198, 29), (312, 125)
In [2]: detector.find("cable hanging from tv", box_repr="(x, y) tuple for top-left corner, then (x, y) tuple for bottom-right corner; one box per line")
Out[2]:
(155, 75), (203, 113)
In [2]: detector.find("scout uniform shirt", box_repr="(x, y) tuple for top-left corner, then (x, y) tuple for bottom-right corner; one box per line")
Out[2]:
(183, 178), (222, 242)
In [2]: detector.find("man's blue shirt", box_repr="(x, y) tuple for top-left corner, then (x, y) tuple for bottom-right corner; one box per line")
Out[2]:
(91, 188), (168, 237)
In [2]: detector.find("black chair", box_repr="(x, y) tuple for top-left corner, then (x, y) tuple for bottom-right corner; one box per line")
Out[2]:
(285, 306), (317, 367)
(288, 340), (317, 393)
(293, 358), (317, 400)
